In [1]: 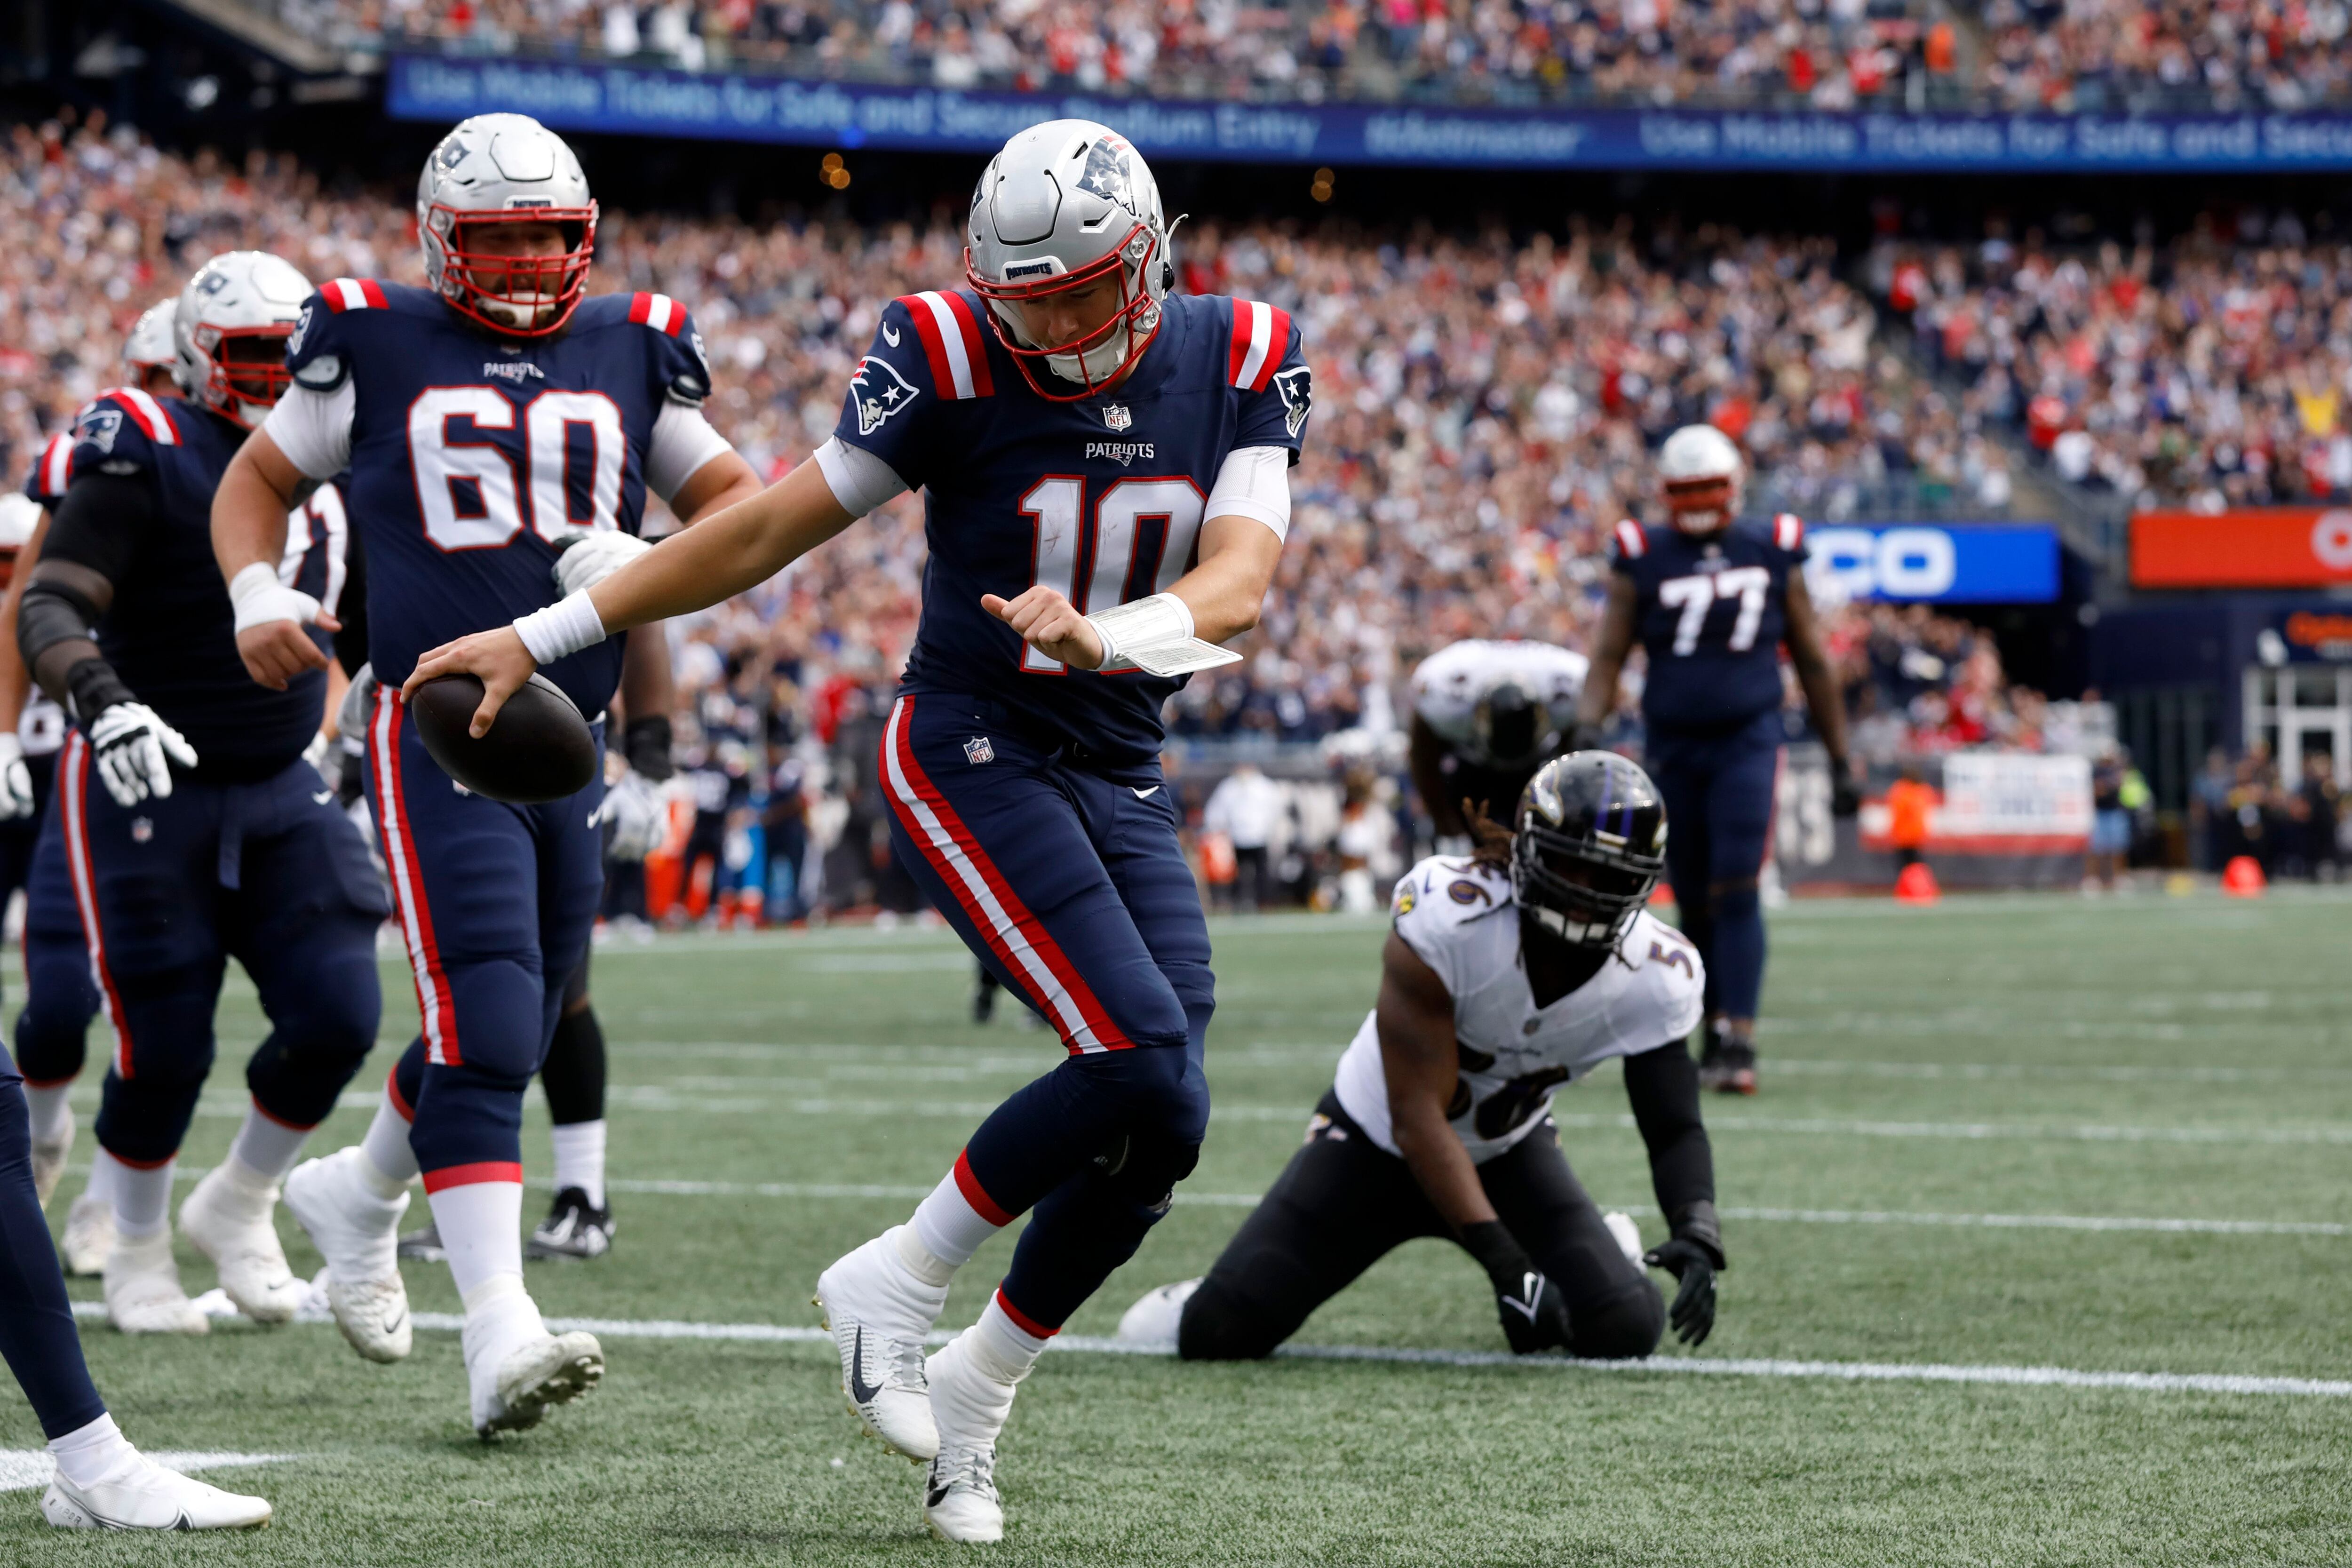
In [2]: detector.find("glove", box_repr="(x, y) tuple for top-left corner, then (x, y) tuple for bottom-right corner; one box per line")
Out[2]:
(0, 732), (32, 820)
(87, 701), (199, 808)
(1829, 759), (1863, 819)
(598, 770), (667, 862)
(624, 713), (675, 783)
(227, 561), (326, 635)
(336, 662), (378, 747)
(1643, 1236), (1721, 1347)
(553, 530), (652, 598)
(1462, 1220), (1574, 1354)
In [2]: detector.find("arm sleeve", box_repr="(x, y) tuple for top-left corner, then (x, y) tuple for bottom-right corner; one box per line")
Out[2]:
(1203, 445), (1292, 541)
(1622, 1043), (1719, 1255)
(643, 402), (736, 504)
(832, 298), (945, 487)
(262, 382), (356, 481)
(1231, 310), (1311, 462)
(812, 436), (910, 519)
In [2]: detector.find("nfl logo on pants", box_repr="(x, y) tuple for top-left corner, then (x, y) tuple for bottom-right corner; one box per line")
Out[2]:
(964, 735), (995, 765)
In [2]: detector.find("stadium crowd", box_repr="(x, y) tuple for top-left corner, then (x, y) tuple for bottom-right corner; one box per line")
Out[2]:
(1874, 209), (2352, 510)
(253, 0), (2342, 111)
(1, 112), (2087, 915)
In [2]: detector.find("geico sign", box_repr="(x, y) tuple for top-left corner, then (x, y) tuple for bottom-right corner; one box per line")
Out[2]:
(1808, 526), (1957, 600)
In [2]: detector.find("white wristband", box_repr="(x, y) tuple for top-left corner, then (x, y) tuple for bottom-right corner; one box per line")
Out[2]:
(227, 561), (281, 612)
(1086, 592), (1194, 672)
(512, 591), (608, 665)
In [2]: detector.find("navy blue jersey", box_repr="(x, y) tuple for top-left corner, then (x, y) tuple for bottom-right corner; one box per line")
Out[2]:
(60, 387), (344, 779)
(23, 429), (75, 507)
(279, 280), (714, 719)
(834, 289), (1310, 763)
(1611, 513), (1807, 732)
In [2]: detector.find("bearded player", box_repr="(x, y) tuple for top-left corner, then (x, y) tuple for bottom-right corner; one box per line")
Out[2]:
(402, 119), (1308, 1540)
(1120, 754), (1722, 1362)
(1572, 425), (1859, 1094)
(210, 114), (759, 1437)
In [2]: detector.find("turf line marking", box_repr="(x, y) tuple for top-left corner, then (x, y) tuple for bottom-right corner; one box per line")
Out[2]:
(0, 1451), (295, 1492)
(118, 1305), (2333, 1401)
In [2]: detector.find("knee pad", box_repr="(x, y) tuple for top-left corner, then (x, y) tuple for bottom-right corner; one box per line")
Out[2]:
(1176, 1276), (1278, 1362)
(1096, 1124), (1201, 1215)
(1571, 1278), (1666, 1361)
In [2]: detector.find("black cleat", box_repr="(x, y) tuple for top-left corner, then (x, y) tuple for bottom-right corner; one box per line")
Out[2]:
(1710, 1039), (1759, 1096)
(971, 971), (997, 1025)
(396, 1219), (446, 1263)
(529, 1187), (615, 1260)
(1695, 1026), (1732, 1091)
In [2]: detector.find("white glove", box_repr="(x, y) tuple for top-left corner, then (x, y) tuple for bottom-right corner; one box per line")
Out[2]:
(0, 732), (32, 820)
(597, 771), (667, 861)
(336, 661), (377, 745)
(87, 702), (199, 808)
(227, 561), (325, 635)
(553, 531), (652, 598)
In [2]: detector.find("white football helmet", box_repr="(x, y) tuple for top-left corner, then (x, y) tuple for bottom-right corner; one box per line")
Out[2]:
(418, 114), (598, 338)
(1658, 422), (1743, 534)
(175, 252), (311, 430)
(123, 298), (179, 377)
(964, 119), (1172, 399)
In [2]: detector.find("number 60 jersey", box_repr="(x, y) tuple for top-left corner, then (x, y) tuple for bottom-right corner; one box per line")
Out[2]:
(832, 288), (1310, 764)
(266, 281), (731, 719)
(1329, 857), (1704, 1165)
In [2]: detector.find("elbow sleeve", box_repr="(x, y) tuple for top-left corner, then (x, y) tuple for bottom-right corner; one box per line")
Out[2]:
(18, 582), (98, 668)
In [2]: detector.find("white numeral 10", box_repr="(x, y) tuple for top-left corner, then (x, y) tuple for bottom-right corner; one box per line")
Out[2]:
(409, 387), (627, 552)
(1017, 476), (1206, 673)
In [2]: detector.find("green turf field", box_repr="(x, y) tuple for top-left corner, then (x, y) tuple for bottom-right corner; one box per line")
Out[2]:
(8, 888), (2351, 1565)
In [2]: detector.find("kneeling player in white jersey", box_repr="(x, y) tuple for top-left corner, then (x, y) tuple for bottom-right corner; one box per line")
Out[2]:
(1124, 752), (1725, 1359)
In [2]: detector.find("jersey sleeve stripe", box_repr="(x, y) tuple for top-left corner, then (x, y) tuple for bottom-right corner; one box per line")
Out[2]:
(939, 290), (995, 398)
(1253, 306), (1292, 392)
(325, 278), (381, 312)
(39, 433), (73, 498)
(1613, 519), (1647, 558)
(109, 387), (178, 446)
(1230, 299), (1273, 389)
(1774, 512), (1805, 550)
(912, 291), (982, 400)
(629, 291), (684, 336)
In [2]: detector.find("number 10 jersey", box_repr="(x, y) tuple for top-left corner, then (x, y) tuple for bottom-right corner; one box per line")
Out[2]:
(833, 288), (1311, 765)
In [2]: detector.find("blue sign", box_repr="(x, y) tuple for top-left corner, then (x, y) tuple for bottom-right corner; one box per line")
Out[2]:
(1805, 524), (2060, 604)
(387, 54), (2352, 172)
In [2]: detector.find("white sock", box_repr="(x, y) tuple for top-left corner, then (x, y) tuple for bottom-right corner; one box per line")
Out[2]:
(229, 1102), (310, 1184)
(78, 1150), (117, 1210)
(548, 1120), (606, 1210)
(47, 1412), (137, 1489)
(105, 1152), (174, 1239)
(969, 1291), (1053, 1383)
(428, 1178), (525, 1301)
(893, 1224), (958, 1288)
(24, 1082), (72, 1144)
(359, 1097), (419, 1196)
(911, 1159), (1008, 1268)
(458, 1272), (547, 1369)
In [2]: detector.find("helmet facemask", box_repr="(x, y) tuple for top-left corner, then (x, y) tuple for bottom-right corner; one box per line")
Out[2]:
(1664, 474), (1737, 534)
(968, 221), (1162, 401)
(1474, 683), (1543, 769)
(1511, 825), (1661, 949)
(425, 206), (597, 338)
(198, 324), (296, 429)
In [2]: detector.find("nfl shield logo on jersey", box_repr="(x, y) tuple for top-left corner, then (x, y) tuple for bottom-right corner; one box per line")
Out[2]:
(963, 735), (995, 766)
(1102, 403), (1132, 431)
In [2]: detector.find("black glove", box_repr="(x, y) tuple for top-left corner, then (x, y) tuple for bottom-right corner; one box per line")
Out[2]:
(1461, 1220), (1573, 1354)
(1829, 759), (1863, 819)
(624, 714), (675, 783)
(1643, 1237), (1721, 1346)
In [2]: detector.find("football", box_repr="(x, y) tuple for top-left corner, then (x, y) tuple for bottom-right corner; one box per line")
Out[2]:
(408, 672), (598, 805)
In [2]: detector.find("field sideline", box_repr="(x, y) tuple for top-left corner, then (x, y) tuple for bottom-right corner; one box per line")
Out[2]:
(6, 888), (2349, 1564)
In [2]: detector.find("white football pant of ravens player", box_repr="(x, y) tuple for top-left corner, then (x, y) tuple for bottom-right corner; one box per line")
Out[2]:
(1408, 637), (1587, 853)
(1122, 753), (1726, 1361)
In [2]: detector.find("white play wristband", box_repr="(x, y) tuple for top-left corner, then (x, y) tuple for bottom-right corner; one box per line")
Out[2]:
(1086, 592), (1194, 673)
(227, 561), (280, 611)
(513, 591), (608, 664)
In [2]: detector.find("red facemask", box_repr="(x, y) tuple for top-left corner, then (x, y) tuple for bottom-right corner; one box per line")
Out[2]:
(197, 324), (296, 429)
(964, 223), (1161, 401)
(430, 205), (598, 338)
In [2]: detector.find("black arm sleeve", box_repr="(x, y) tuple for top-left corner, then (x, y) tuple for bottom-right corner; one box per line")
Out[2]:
(334, 521), (369, 678)
(1623, 1043), (1723, 1265)
(40, 470), (156, 585)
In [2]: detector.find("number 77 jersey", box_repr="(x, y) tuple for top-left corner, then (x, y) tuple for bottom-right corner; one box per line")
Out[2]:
(1611, 513), (1807, 732)
(834, 288), (1310, 763)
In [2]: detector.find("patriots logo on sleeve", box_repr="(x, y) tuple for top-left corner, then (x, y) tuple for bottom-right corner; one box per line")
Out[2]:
(1271, 365), (1313, 438)
(288, 302), (312, 357)
(850, 354), (921, 436)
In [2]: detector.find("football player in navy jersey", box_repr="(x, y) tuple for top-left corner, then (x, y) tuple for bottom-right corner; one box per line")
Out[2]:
(14, 253), (384, 1338)
(1573, 424), (1859, 1095)
(402, 118), (1308, 1540)
(210, 113), (760, 1438)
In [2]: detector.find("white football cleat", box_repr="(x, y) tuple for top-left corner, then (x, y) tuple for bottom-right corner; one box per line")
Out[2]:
(31, 1101), (72, 1205)
(1604, 1211), (1644, 1267)
(813, 1229), (947, 1463)
(61, 1192), (115, 1277)
(179, 1164), (304, 1324)
(470, 1329), (605, 1438)
(922, 1330), (1014, 1544)
(42, 1454), (272, 1531)
(1117, 1278), (1201, 1347)
(282, 1148), (411, 1362)
(103, 1228), (208, 1336)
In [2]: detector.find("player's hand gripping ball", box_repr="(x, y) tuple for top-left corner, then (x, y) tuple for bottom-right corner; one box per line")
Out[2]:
(408, 671), (598, 805)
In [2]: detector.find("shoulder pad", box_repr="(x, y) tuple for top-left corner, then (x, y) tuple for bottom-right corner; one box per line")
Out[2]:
(69, 389), (180, 473)
(891, 290), (995, 401)
(1226, 298), (1294, 392)
(1393, 855), (1511, 926)
(1610, 519), (1649, 562)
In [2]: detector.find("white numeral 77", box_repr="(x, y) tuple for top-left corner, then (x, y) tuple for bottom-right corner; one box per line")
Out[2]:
(1657, 566), (1772, 656)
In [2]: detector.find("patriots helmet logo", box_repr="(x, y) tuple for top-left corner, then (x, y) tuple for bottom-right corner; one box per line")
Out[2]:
(1271, 365), (1313, 438)
(850, 355), (921, 437)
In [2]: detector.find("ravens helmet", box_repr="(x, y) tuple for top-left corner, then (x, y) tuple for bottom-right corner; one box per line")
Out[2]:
(1511, 752), (1668, 948)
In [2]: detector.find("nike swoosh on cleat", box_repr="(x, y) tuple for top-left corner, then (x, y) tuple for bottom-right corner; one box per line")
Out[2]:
(1130, 786), (1160, 799)
(882, 323), (901, 347)
(927, 1487), (950, 1507)
(847, 1325), (882, 1405)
